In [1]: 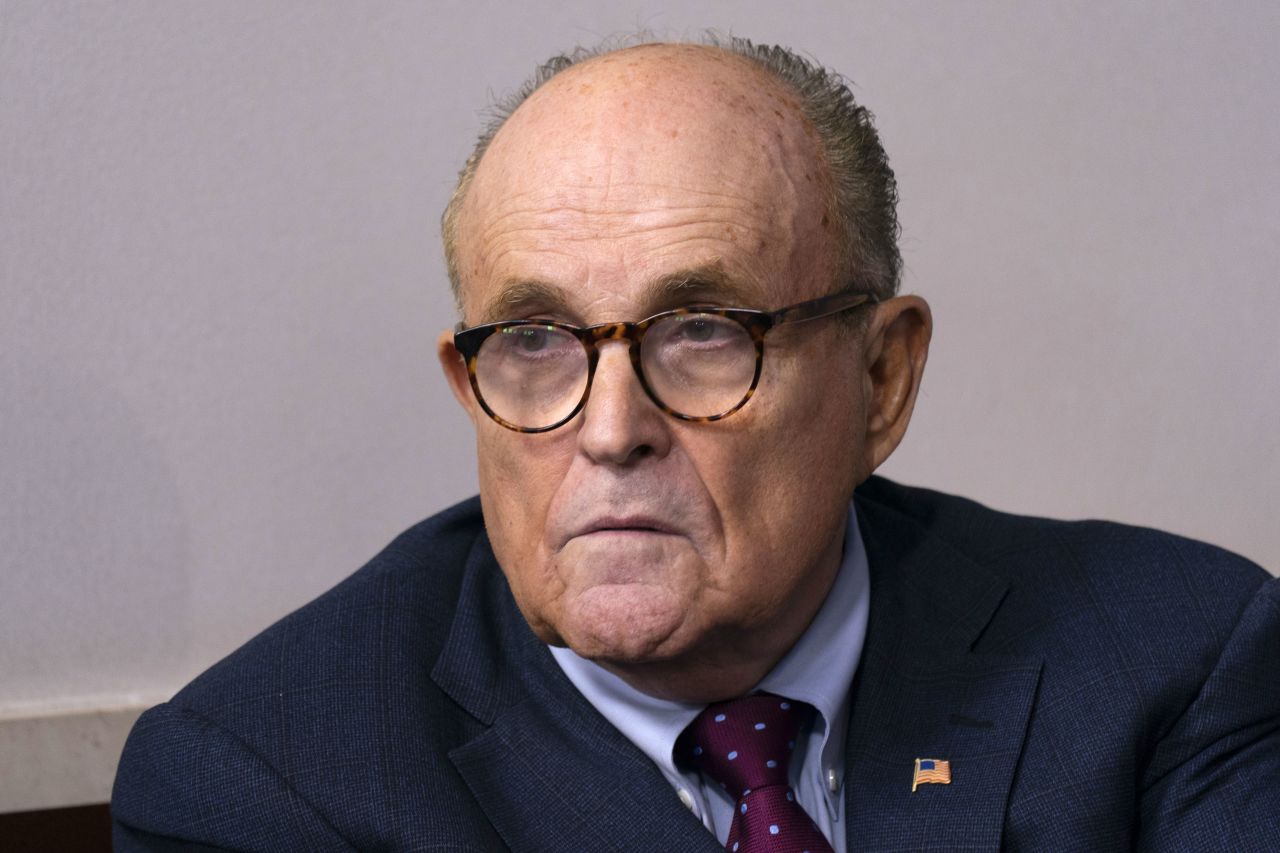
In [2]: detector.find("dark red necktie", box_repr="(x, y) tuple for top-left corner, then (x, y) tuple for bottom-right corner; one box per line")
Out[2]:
(679, 693), (835, 853)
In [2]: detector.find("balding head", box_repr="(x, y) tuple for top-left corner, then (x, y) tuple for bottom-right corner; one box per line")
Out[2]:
(442, 37), (900, 314)
(451, 43), (834, 322)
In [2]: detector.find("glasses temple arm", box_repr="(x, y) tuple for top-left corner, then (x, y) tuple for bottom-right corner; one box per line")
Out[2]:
(771, 291), (879, 325)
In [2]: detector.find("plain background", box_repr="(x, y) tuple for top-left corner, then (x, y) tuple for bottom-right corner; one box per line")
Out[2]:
(3, 1), (1277, 728)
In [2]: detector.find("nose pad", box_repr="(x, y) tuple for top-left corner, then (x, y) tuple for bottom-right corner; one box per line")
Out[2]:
(576, 341), (671, 465)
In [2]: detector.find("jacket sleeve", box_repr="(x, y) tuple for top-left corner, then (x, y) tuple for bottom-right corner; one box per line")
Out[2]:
(111, 702), (356, 852)
(1138, 576), (1280, 850)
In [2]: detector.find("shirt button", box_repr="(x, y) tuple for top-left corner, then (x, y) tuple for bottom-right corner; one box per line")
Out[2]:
(827, 768), (841, 793)
(678, 788), (697, 811)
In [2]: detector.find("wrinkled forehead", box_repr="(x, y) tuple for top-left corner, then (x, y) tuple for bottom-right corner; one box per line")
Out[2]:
(454, 45), (834, 310)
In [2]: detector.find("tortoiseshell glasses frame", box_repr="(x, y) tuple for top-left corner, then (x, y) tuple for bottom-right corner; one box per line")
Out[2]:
(453, 289), (880, 433)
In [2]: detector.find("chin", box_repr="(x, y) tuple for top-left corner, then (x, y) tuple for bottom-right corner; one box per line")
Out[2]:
(558, 582), (694, 664)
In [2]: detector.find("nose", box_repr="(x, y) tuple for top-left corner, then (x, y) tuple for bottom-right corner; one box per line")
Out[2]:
(576, 341), (672, 466)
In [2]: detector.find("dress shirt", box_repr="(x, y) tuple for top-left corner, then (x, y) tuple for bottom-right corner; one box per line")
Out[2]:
(550, 502), (870, 851)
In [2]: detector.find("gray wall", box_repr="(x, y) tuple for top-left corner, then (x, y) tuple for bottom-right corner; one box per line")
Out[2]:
(2, 0), (1277, 806)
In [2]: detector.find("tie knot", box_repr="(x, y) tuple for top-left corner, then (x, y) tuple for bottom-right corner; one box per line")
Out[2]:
(679, 693), (808, 798)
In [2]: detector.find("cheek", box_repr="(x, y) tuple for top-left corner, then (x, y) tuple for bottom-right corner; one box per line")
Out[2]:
(474, 427), (577, 623)
(692, 359), (863, 591)
(476, 426), (572, 520)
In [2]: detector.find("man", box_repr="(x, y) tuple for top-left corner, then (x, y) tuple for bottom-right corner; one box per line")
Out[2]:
(113, 37), (1279, 851)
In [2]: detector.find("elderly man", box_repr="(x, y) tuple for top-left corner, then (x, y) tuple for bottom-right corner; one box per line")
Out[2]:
(113, 38), (1279, 851)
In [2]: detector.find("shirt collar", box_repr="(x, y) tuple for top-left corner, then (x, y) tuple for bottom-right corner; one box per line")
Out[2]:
(549, 502), (870, 806)
(757, 502), (870, 803)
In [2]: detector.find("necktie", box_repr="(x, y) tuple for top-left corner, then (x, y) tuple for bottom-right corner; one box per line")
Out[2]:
(679, 693), (835, 853)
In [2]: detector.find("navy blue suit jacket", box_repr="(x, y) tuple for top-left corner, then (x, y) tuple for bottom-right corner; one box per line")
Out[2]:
(112, 477), (1280, 851)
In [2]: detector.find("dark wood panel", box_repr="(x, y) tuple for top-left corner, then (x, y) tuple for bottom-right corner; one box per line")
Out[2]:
(0, 803), (111, 853)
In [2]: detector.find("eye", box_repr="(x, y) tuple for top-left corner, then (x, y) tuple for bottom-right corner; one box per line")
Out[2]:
(679, 317), (717, 342)
(491, 324), (579, 362)
(506, 326), (553, 352)
(669, 313), (739, 346)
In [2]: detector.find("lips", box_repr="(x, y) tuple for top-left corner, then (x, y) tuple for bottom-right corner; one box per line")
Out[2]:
(571, 515), (681, 538)
(550, 483), (699, 549)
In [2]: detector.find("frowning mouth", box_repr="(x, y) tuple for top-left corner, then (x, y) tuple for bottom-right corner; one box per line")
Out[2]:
(573, 516), (680, 538)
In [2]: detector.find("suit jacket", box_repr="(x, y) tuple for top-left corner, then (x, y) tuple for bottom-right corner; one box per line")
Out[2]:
(112, 477), (1280, 851)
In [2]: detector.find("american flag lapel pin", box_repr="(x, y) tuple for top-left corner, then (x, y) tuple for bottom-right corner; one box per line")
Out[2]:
(912, 758), (952, 792)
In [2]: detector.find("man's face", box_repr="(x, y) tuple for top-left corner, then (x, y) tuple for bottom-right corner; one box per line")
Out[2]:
(441, 47), (873, 696)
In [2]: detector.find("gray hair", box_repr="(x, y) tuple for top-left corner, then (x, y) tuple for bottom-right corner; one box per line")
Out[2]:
(441, 35), (901, 309)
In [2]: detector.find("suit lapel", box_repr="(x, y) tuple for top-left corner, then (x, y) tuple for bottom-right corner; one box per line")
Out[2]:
(843, 492), (1043, 852)
(433, 534), (720, 853)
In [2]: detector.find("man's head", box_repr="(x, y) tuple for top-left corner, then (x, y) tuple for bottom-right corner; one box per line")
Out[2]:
(438, 39), (931, 701)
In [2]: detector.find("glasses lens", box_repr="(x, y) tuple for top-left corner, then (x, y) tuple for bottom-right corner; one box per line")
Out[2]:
(475, 324), (588, 429)
(641, 313), (758, 418)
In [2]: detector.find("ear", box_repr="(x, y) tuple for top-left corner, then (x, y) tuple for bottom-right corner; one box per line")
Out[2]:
(437, 329), (480, 425)
(859, 295), (932, 476)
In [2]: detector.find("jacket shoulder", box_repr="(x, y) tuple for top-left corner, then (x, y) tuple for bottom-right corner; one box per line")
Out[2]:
(113, 701), (356, 850)
(856, 475), (1269, 654)
(173, 495), (485, 711)
(112, 496), (495, 848)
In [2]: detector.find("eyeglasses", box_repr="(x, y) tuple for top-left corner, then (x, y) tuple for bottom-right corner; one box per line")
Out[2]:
(453, 289), (879, 433)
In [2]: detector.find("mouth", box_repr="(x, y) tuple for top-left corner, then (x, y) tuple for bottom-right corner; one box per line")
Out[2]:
(573, 516), (680, 538)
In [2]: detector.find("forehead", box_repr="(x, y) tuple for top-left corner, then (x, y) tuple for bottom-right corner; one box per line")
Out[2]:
(455, 46), (834, 321)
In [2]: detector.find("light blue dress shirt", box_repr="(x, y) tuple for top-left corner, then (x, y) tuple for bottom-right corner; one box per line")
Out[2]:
(550, 502), (870, 851)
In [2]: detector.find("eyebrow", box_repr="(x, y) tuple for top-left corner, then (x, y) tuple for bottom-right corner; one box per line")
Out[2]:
(643, 266), (768, 312)
(477, 279), (571, 325)
(475, 264), (769, 326)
